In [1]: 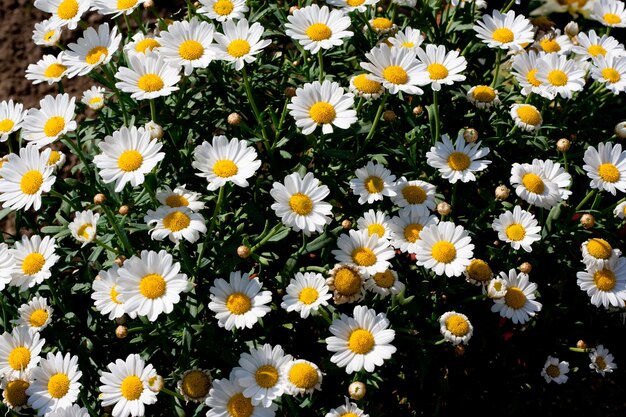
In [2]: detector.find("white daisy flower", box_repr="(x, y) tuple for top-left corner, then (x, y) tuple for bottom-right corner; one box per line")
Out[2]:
(591, 53), (626, 94)
(212, 18), (271, 71)
(144, 206), (207, 244)
(143, 120), (163, 140)
(473, 10), (535, 51)
(232, 344), (292, 407)
(325, 397), (369, 417)
(511, 50), (545, 96)
(26, 352), (81, 415)
(114, 52), (181, 100)
(541, 356), (569, 384)
(536, 30), (573, 55)
(12, 297), (53, 332)
(491, 269), (542, 324)
(326, 0), (378, 13)
(0, 243), (13, 291)
(414, 221), (474, 277)
(541, 158), (572, 202)
(92, 265), (135, 320)
(591, 0), (626, 27)
(572, 29), (624, 60)
(117, 249), (190, 322)
(156, 17), (215, 76)
(388, 27), (424, 52)
(360, 44), (423, 95)
(487, 276), (508, 299)
(492, 205), (542, 252)
(68, 209), (99, 247)
(64, 23), (122, 78)
(197, 0), (248, 21)
(535, 53), (585, 99)
(1, 372), (32, 412)
(0, 326), (45, 378)
(34, 0), (91, 30)
(582, 142), (626, 195)
(439, 311), (473, 345)
(581, 238), (622, 269)
(327, 263), (367, 304)
(0, 100), (26, 142)
(589, 345), (618, 376)
(280, 272), (332, 319)
(288, 80), (357, 135)
(21, 93), (77, 148)
(389, 211), (438, 254)
(365, 268), (405, 299)
(176, 368), (212, 403)
(99, 354), (158, 417)
(426, 132), (491, 183)
(123, 32), (161, 57)
(464, 258), (494, 287)
(47, 404), (90, 417)
(390, 177), (437, 216)
(25, 52), (68, 85)
(356, 209), (392, 241)
(192, 135), (261, 191)
(45, 148), (66, 170)
(365, 17), (398, 35)
(467, 85), (500, 109)
(510, 103), (543, 132)
(285, 4), (353, 54)
(81, 86), (106, 111)
(332, 229), (395, 277)
(349, 161), (397, 205)
(92, 0), (143, 17)
(415, 44), (467, 91)
(614, 201), (626, 219)
(9, 234), (59, 291)
(576, 256), (626, 309)
(208, 271), (272, 331)
(270, 171), (333, 236)
(326, 305), (396, 374)
(349, 74), (385, 100)
(205, 374), (278, 417)
(93, 125), (165, 192)
(156, 184), (205, 212)
(510, 161), (561, 209)
(282, 359), (322, 396)
(32, 19), (62, 47)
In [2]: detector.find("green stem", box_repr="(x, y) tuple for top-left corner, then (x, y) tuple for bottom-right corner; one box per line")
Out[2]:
(241, 66), (271, 156)
(101, 204), (134, 255)
(491, 49), (502, 88)
(195, 185), (227, 271)
(569, 347), (591, 353)
(49, 190), (81, 211)
(432, 89), (440, 143)
(93, 238), (123, 255)
(362, 93), (388, 150)
(501, 0), (517, 13)
(318, 49), (324, 82)
(161, 387), (185, 401)
(274, 98), (290, 143)
(150, 99), (158, 123)
(250, 223), (287, 253)
(575, 189), (597, 212)
(123, 13), (132, 35)
(102, 64), (129, 125)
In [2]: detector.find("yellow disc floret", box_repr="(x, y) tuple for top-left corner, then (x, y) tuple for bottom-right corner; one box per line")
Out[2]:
(226, 292), (251, 314)
(431, 241), (456, 264)
(289, 193), (313, 216)
(139, 273), (167, 299)
(348, 329), (375, 354)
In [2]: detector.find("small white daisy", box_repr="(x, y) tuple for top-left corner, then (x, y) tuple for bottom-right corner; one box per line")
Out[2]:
(93, 125), (165, 192)
(45, 149), (66, 170)
(285, 4), (353, 54)
(21, 94), (77, 148)
(535, 30), (573, 55)
(156, 184), (205, 212)
(208, 271), (272, 331)
(473, 10), (535, 51)
(326, 0), (378, 13)
(581, 238), (622, 269)
(0, 243), (13, 291)
(589, 345), (618, 376)
(356, 209), (393, 241)
(327, 263), (367, 304)
(464, 258), (494, 287)
(582, 142), (626, 195)
(32, 19), (62, 47)
(34, 0), (91, 30)
(390, 177), (437, 216)
(492, 205), (542, 252)
(491, 269), (542, 324)
(360, 44), (423, 95)
(156, 17), (215, 76)
(614, 201), (626, 219)
(81, 86), (106, 111)
(389, 211), (439, 254)
(68, 209), (99, 247)
(325, 397), (369, 417)
(282, 359), (322, 396)
(365, 268), (405, 299)
(510, 103), (543, 132)
(9, 234), (59, 291)
(426, 132), (491, 183)
(12, 297), (53, 332)
(572, 29), (624, 60)
(591, 53), (626, 94)
(510, 161), (561, 209)
(176, 368), (212, 404)
(487, 276), (508, 299)
(388, 26), (424, 52)
(280, 272), (332, 319)
(64, 23), (122, 78)
(1, 373), (32, 412)
(192, 135), (261, 191)
(349, 73), (385, 100)
(197, 0), (249, 21)
(326, 305), (396, 374)
(576, 256), (626, 309)
(205, 373), (278, 417)
(349, 161), (397, 204)
(591, 0), (626, 28)
(0, 326), (45, 379)
(92, 265), (134, 320)
(123, 32), (161, 57)
(414, 221), (474, 278)
(114, 52), (181, 100)
(535, 53), (585, 99)
(212, 18), (271, 71)
(144, 206), (207, 244)
(439, 311), (473, 345)
(365, 17), (398, 35)
(26, 352), (81, 415)
(332, 229), (395, 277)
(25, 52), (68, 85)
(415, 44), (467, 91)
(467, 85), (500, 109)
(143, 120), (163, 140)
(541, 356), (569, 384)
(0, 100), (26, 143)
(92, 0), (143, 17)
(540, 158), (572, 202)
(511, 50), (545, 96)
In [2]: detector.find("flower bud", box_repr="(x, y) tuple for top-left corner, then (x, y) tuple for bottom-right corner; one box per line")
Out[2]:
(412, 106), (424, 116)
(118, 205), (130, 215)
(580, 213), (595, 229)
(564, 21), (579, 37)
(143, 0), (154, 8)
(237, 245), (251, 259)
(615, 121), (626, 139)
(519, 262), (532, 274)
(376, 6), (384, 12)
(289, 5), (299, 14)
(557, 138), (570, 152)
(463, 128), (479, 143)
(228, 112), (242, 126)
(115, 256), (126, 267)
(145, 121), (164, 140)
(495, 185), (510, 200)
(341, 219), (353, 229)
(383, 110), (397, 122)
(284, 86), (297, 97)
(94, 193), (106, 204)
(576, 339), (587, 349)
(148, 375), (164, 392)
(115, 325), (128, 339)
(437, 201), (452, 216)
(348, 381), (366, 400)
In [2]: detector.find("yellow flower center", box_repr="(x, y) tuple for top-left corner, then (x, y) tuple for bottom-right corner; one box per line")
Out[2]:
(89, 97), (103, 106)
(546, 364), (561, 377)
(522, 173), (545, 194)
(598, 163), (620, 183)
(139, 273), (166, 299)
(603, 13), (622, 25)
(540, 38), (561, 53)
(431, 241), (457, 264)
(403, 223), (423, 243)
(306, 23), (332, 41)
(0, 118), (15, 132)
(333, 267), (362, 295)
(526, 69), (541, 87)
(371, 18), (393, 29)
(77, 223), (93, 240)
(367, 223), (385, 238)
(57, 0), (79, 19)
(162, 211), (191, 232)
(585, 45), (606, 59)
(227, 393), (253, 417)
(44, 63), (67, 79)
(447, 151), (471, 171)
(212, 159), (238, 178)
(20, 170), (44, 195)
(402, 185), (427, 204)
(351, 247), (376, 267)
(179, 39), (204, 60)
(595, 356), (607, 370)
(226, 292), (251, 315)
(137, 73), (164, 92)
(117, 150), (144, 172)
(516, 105), (541, 125)
(342, 414), (359, 417)
(348, 329), (375, 354)
(47, 150), (62, 166)
(227, 39), (251, 58)
(47, 373), (70, 399)
(309, 102), (336, 125)
(181, 370), (211, 400)
(29, 309), (49, 327)
(504, 287), (527, 309)
(288, 363), (319, 389)
(382, 65), (408, 85)
(255, 365), (279, 388)
(22, 252), (45, 275)
(472, 85), (496, 102)
(401, 41), (415, 48)
(427, 63), (449, 80)
(3, 379), (29, 407)
(492, 28), (514, 43)
(44, 30), (57, 42)
(602, 67), (621, 83)
(353, 74), (382, 94)
(85, 46), (108, 65)
(505, 223), (526, 241)
(289, 192), (313, 216)
(347, 0), (365, 5)
(135, 38), (161, 53)
(121, 375), (144, 400)
(373, 270), (395, 288)
(445, 314), (470, 336)
(587, 238), (612, 260)
(44, 116), (65, 137)
(298, 287), (319, 305)
(214, 0), (234, 15)
(593, 269), (616, 291)
(363, 176), (384, 193)
(110, 286), (122, 304)
(117, 0), (138, 10)
(547, 69), (568, 87)
(165, 194), (189, 207)
(466, 259), (492, 282)
(8, 347), (31, 371)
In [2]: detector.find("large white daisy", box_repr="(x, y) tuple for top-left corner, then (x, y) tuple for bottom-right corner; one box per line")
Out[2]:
(280, 272), (332, 319)
(510, 161), (561, 209)
(197, 0), (249, 21)
(415, 44), (467, 91)
(63, 23), (122, 78)
(356, 209), (393, 241)
(414, 221), (474, 277)
(144, 206), (207, 244)
(349, 161), (396, 204)
(285, 4), (353, 54)
(1, 372), (32, 412)
(34, 0), (91, 30)
(535, 53), (585, 99)
(25, 52), (68, 85)
(582, 141), (626, 195)
(114, 52), (181, 100)
(591, 0), (626, 28)
(0, 326), (45, 379)
(26, 352), (81, 415)
(9, 234), (59, 291)
(92, 0), (143, 17)
(21, 94), (77, 148)
(389, 210), (438, 254)
(492, 205), (542, 252)
(491, 269), (542, 324)
(426, 132), (490, 183)
(473, 9), (535, 50)
(0, 100), (26, 142)
(390, 177), (437, 216)
(572, 29), (624, 61)
(360, 44), (423, 95)
(581, 238), (622, 270)
(591, 53), (626, 95)
(212, 18), (271, 71)
(12, 296), (53, 333)
(47, 404), (90, 417)
(388, 26), (424, 53)
(332, 229), (395, 277)
(156, 17), (215, 76)
(205, 373), (277, 417)
(511, 50), (545, 96)
(576, 256), (626, 309)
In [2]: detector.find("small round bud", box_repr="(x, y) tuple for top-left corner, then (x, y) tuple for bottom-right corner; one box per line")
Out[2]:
(341, 219), (353, 229)
(142, 0), (154, 8)
(289, 5), (299, 14)
(115, 256), (126, 267)
(564, 21), (579, 37)
(227, 112), (242, 126)
(284, 86), (297, 98)
(557, 138), (571, 152)
(193, 1), (200, 7)
(237, 245), (251, 259)
(412, 106), (424, 116)
(145, 121), (163, 140)
(148, 375), (164, 393)
(495, 185), (510, 200)
(118, 205), (130, 215)
(348, 381), (366, 400)
(519, 262), (532, 274)
(576, 339), (587, 349)
(94, 193), (106, 204)
(382, 110), (396, 122)
(376, 6), (384, 12)
(463, 128), (479, 143)
(437, 202), (452, 216)
(615, 121), (626, 139)
(580, 213), (595, 229)
(115, 325), (128, 339)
